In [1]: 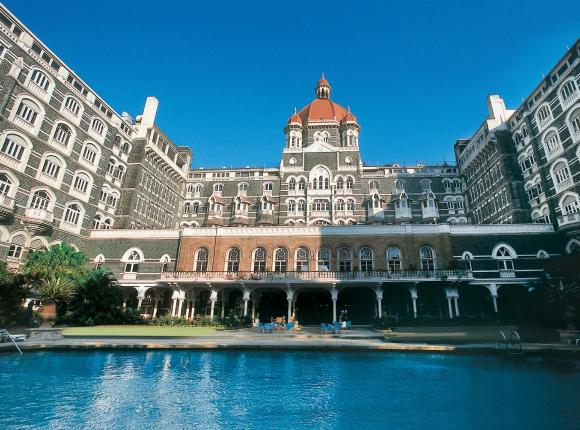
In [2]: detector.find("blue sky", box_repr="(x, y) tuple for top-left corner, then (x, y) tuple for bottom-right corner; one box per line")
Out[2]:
(6, 1), (579, 168)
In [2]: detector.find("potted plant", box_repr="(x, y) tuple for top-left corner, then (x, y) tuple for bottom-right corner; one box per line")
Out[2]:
(36, 275), (76, 325)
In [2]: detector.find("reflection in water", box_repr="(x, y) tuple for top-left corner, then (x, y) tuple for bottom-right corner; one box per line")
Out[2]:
(0, 351), (579, 430)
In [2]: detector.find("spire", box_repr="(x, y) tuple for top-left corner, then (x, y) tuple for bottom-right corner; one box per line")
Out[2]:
(315, 73), (331, 99)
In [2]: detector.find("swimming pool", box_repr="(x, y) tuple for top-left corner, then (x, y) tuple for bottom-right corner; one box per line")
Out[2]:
(1, 351), (579, 429)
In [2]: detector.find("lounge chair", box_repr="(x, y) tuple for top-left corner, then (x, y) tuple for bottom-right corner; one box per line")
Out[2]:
(0, 329), (26, 343)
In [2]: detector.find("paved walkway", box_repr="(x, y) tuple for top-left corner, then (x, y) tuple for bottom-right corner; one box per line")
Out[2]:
(1, 326), (579, 355)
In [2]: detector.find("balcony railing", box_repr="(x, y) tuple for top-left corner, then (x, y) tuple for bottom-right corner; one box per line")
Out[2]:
(24, 207), (54, 223)
(557, 212), (580, 227)
(161, 269), (471, 282)
(0, 193), (15, 210)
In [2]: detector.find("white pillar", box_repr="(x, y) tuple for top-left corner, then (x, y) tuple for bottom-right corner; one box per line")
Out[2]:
(209, 288), (218, 319)
(190, 301), (196, 320)
(251, 299), (256, 320)
(286, 286), (294, 322)
(409, 286), (418, 319)
(492, 295), (498, 313)
(135, 285), (149, 311)
(137, 298), (144, 310)
(171, 298), (177, 316)
(242, 285), (250, 317)
(375, 285), (383, 319)
(152, 299), (159, 318)
(123, 300), (127, 310)
(454, 297), (460, 317)
(447, 297), (454, 319)
(177, 299), (184, 317)
(331, 285), (338, 323)
(221, 290), (226, 319)
(184, 300), (190, 320)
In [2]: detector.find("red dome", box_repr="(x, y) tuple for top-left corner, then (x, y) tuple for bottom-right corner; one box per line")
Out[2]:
(287, 110), (303, 125)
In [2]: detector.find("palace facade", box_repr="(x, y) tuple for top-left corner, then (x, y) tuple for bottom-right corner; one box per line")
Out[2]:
(0, 4), (578, 323)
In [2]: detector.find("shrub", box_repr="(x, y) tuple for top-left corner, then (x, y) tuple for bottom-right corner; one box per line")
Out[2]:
(0, 261), (28, 326)
(149, 315), (222, 327)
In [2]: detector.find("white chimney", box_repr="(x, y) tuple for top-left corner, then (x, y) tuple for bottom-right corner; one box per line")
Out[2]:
(141, 97), (158, 127)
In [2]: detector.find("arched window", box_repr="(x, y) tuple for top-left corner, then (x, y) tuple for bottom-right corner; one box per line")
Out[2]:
(561, 193), (580, 216)
(183, 203), (192, 214)
(107, 158), (116, 175)
(569, 108), (580, 141)
(345, 176), (354, 189)
(297, 199), (306, 212)
(560, 79), (578, 107)
(30, 190), (50, 210)
(420, 179), (432, 192)
(551, 159), (572, 190)
(30, 69), (50, 91)
(419, 246), (435, 271)
(274, 248), (288, 272)
(40, 155), (62, 179)
(298, 178), (306, 190)
(462, 252), (473, 271)
(81, 143), (98, 165)
(63, 203), (81, 225)
(395, 180), (405, 193)
(359, 247), (374, 271)
(493, 245), (515, 271)
(72, 172), (91, 194)
(1, 134), (27, 161)
(345, 157), (352, 166)
(52, 123), (72, 147)
(226, 248), (240, 272)
(253, 247), (267, 272)
(338, 247), (352, 272)
(296, 247), (309, 272)
(0, 173), (12, 196)
(186, 184), (194, 194)
(63, 96), (81, 116)
(369, 180), (379, 191)
(195, 248), (209, 272)
(346, 199), (355, 212)
(192, 202), (199, 214)
(336, 176), (344, 189)
(288, 200), (296, 212)
(93, 214), (103, 229)
(263, 182), (273, 191)
(238, 183), (248, 193)
(288, 178), (296, 191)
(114, 164), (125, 180)
(124, 250), (141, 273)
(536, 105), (552, 129)
(15, 99), (40, 125)
(317, 247), (331, 271)
(7, 235), (26, 260)
(387, 246), (402, 272)
(213, 183), (223, 192)
(543, 130), (562, 158)
(336, 199), (344, 211)
(91, 118), (105, 136)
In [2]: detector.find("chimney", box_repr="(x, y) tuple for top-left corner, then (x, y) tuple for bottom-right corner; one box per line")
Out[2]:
(141, 97), (158, 127)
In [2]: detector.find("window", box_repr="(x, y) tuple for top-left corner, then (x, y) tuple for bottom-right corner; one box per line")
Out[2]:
(195, 248), (209, 272)
(213, 183), (223, 192)
(463, 253), (472, 271)
(296, 247), (309, 272)
(544, 130), (561, 156)
(0, 173), (12, 196)
(288, 178), (296, 190)
(387, 246), (401, 272)
(73, 172), (90, 193)
(63, 204), (81, 225)
(317, 247), (331, 271)
(114, 165), (125, 180)
(263, 182), (273, 191)
(8, 244), (23, 259)
(570, 109), (580, 139)
(298, 178), (306, 190)
(526, 180), (543, 201)
(81, 143), (98, 164)
(360, 247), (374, 271)
(336, 177), (344, 189)
(345, 157), (352, 166)
(561, 194), (580, 215)
(91, 118), (105, 135)
(15, 99), (39, 124)
(30, 190), (50, 210)
(238, 183), (248, 192)
(40, 155), (61, 178)
(297, 199), (306, 212)
(226, 248), (240, 272)
(107, 158), (116, 175)
(253, 248), (267, 272)
(124, 250), (141, 273)
(30, 69), (50, 91)
(93, 214), (103, 229)
(395, 180), (405, 193)
(560, 79), (578, 106)
(345, 177), (354, 189)
(519, 153), (536, 173)
(552, 160), (572, 190)
(52, 123), (72, 147)
(274, 248), (288, 272)
(312, 199), (330, 212)
(288, 200), (296, 212)
(420, 179), (431, 192)
(494, 245), (515, 271)
(336, 199), (344, 211)
(346, 200), (355, 212)
(369, 180), (379, 191)
(338, 248), (352, 272)
(536, 105), (552, 128)
(419, 246), (435, 271)
(1, 134), (26, 160)
(63, 96), (81, 116)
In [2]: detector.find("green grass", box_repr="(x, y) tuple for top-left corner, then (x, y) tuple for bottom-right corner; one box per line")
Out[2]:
(62, 325), (220, 337)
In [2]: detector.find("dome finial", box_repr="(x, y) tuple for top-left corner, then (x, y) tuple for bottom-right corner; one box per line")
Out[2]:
(294, 106), (297, 114)
(316, 73), (331, 99)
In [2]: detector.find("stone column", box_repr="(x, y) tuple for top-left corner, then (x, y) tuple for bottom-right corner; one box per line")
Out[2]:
(331, 284), (338, 322)
(221, 289), (227, 319)
(487, 283), (499, 313)
(242, 285), (250, 317)
(177, 298), (184, 317)
(453, 297), (460, 317)
(184, 300), (191, 320)
(286, 286), (294, 322)
(444, 286), (459, 319)
(136, 285), (150, 310)
(408, 285), (418, 319)
(447, 296), (454, 319)
(375, 284), (383, 319)
(209, 287), (218, 320)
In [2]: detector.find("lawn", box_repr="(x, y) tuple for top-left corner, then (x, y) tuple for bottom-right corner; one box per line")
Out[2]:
(62, 325), (220, 337)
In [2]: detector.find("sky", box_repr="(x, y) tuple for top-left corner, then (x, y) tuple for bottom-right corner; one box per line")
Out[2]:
(5, 0), (579, 168)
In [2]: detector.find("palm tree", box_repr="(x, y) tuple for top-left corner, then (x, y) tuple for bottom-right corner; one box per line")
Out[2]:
(532, 275), (580, 330)
(22, 243), (88, 287)
(36, 275), (76, 324)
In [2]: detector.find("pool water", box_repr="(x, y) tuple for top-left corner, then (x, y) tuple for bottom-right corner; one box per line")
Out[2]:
(1, 351), (579, 429)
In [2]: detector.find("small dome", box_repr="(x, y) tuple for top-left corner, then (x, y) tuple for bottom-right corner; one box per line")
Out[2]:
(343, 107), (358, 124)
(287, 108), (303, 125)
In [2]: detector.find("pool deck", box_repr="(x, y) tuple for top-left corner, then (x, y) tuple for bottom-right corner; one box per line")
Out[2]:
(2, 326), (579, 356)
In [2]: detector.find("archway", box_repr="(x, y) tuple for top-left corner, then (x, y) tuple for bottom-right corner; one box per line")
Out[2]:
(295, 289), (332, 325)
(225, 289), (243, 318)
(458, 285), (494, 320)
(417, 284), (447, 320)
(382, 285), (412, 322)
(337, 287), (376, 324)
(497, 284), (530, 322)
(257, 289), (287, 322)
(195, 289), (211, 317)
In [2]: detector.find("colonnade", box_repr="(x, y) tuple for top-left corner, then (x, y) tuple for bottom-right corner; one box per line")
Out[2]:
(121, 281), (521, 322)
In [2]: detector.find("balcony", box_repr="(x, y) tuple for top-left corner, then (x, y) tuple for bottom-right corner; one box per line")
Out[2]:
(161, 269), (472, 284)
(557, 212), (580, 227)
(556, 178), (573, 193)
(23, 207), (54, 234)
(421, 206), (439, 222)
(499, 269), (516, 278)
(0, 194), (15, 220)
(529, 193), (546, 208)
(395, 207), (412, 223)
(27, 81), (49, 101)
(562, 91), (578, 108)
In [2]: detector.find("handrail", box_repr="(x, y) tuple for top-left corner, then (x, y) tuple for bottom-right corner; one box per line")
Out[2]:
(0, 329), (23, 355)
(160, 269), (470, 281)
(497, 329), (507, 350)
(509, 329), (522, 353)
